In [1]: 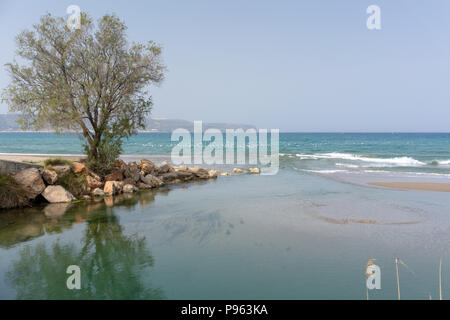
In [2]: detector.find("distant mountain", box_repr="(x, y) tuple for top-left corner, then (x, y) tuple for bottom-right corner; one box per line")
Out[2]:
(0, 114), (255, 132)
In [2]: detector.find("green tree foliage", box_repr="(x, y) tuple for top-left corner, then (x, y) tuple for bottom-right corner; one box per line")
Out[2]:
(2, 13), (165, 173)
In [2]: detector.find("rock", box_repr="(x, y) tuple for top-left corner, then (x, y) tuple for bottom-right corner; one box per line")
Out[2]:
(72, 162), (86, 174)
(160, 172), (180, 183)
(208, 170), (220, 178)
(82, 195), (91, 200)
(248, 168), (260, 174)
(86, 175), (104, 189)
(92, 188), (105, 197)
(42, 185), (76, 203)
(42, 169), (58, 185)
(139, 159), (156, 175)
(103, 181), (122, 195)
(105, 169), (123, 182)
(123, 184), (138, 193)
(156, 161), (174, 175)
(137, 182), (152, 190)
(175, 170), (194, 181)
(232, 168), (244, 174)
(13, 167), (46, 199)
(123, 165), (140, 182)
(220, 172), (231, 176)
(190, 167), (209, 179)
(113, 159), (127, 168)
(174, 165), (189, 172)
(88, 171), (102, 181)
(171, 179), (183, 184)
(123, 177), (137, 186)
(141, 174), (164, 187)
(51, 165), (71, 178)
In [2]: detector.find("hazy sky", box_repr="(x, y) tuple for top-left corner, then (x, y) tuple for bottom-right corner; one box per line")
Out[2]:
(1, 0), (449, 132)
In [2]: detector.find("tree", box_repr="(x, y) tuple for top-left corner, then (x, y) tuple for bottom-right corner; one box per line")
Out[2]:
(2, 12), (165, 174)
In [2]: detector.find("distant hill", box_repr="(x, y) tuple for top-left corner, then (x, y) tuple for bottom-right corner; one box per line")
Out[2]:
(0, 114), (255, 132)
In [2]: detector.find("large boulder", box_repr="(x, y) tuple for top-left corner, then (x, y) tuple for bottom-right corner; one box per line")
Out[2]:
(139, 159), (156, 175)
(104, 181), (122, 195)
(105, 169), (123, 182)
(42, 185), (76, 203)
(122, 165), (140, 182)
(42, 169), (58, 185)
(155, 161), (174, 175)
(141, 174), (164, 187)
(190, 166), (209, 179)
(13, 168), (46, 199)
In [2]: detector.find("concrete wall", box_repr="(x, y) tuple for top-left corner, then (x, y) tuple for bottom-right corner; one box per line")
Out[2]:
(0, 159), (43, 175)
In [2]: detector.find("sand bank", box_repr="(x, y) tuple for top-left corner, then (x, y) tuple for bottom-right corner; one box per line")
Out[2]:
(369, 182), (450, 193)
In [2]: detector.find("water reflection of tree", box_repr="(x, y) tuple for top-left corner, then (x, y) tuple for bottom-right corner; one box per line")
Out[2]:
(6, 209), (165, 300)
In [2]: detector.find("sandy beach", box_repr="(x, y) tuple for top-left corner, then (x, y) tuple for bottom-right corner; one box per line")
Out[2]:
(369, 181), (450, 193)
(0, 154), (84, 163)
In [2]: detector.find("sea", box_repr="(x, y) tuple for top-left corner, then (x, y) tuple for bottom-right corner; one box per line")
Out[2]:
(0, 132), (449, 299)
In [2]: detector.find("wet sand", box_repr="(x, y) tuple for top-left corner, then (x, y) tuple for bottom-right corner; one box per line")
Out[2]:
(369, 182), (450, 193)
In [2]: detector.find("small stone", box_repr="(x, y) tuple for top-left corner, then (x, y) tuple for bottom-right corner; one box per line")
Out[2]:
(86, 175), (104, 189)
(82, 195), (91, 200)
(220, 172), (230, 176)
(248, 168), (260, 174)
(208, 170), (220, 178)
(232, 168), (243, 174)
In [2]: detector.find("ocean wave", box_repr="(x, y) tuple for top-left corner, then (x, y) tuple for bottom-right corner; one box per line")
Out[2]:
(293, 153), (426, 166)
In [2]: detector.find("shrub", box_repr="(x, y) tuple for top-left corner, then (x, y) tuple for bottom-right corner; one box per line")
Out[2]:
(57, 172), (88, 199)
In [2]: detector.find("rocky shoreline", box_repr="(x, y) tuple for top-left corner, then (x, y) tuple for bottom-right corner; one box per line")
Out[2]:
(1, 158), (260, 210)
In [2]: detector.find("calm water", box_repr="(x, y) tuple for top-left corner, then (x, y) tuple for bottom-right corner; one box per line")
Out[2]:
(1, 133), (450, 299)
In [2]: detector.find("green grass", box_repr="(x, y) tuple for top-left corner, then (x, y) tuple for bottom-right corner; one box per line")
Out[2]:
(0, 173), (30, 209)
(57, 172), (88, 199)
(44, 158), (73, 168)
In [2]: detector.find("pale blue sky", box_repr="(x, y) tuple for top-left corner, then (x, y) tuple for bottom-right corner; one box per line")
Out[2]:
(1, 0), (449, 132)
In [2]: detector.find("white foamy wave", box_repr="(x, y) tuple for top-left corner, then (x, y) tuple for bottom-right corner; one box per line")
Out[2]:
(294, 153), (426, 166)
(437, 160), (450, 165)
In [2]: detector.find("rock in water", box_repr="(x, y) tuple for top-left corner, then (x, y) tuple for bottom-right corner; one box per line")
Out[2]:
(232, 168), (244, 174)
(123, 184), (138, 193)
(42, 185), (76, 203)
(141, 174), (164, 187)
(92, 188), (105, 197)
(138, 182), (152, 190)
(208, 170), (220, 178)
(248, 168), (260, 174)
(42, 169), (58, 185)
(104, 181), (122, 195)
(13, 167), (46, 199)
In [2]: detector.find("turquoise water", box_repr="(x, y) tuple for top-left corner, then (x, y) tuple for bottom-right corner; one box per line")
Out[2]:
(0, 132), (450, 299)
(1, 132), (450, 178)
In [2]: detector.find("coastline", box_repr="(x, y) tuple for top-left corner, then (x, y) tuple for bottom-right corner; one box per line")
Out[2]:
(368, 181), (450, 193)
